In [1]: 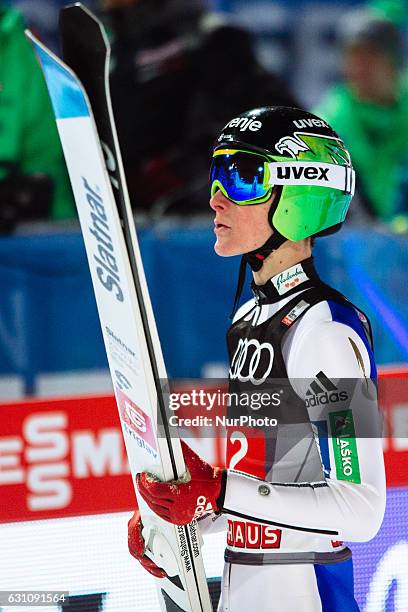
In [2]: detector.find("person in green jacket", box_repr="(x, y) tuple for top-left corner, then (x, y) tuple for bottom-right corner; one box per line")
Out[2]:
(0, 5), (75, 224)
(315, 12), (408, 231)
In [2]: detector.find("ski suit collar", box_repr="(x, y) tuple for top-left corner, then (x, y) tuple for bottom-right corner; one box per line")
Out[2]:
(251, 257), (320, 304)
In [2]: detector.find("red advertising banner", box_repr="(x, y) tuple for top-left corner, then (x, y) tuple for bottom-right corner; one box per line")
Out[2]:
(0, 395), (134, 522)
(0, 370), (407, 523)
(379, 370), (408, 487)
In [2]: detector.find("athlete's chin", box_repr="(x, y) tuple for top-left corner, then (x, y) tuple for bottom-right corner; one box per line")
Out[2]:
(214, 240), (241, 257)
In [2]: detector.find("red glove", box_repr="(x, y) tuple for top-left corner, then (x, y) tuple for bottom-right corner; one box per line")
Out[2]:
(137, 440), (226, 525)
(128, 508), (167, 578)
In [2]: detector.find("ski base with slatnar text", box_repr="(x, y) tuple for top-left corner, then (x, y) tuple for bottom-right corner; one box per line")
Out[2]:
(26, 3), (212, 611)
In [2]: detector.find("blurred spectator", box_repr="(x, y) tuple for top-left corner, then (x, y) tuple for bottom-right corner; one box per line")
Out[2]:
(100, 0), (300, 214)
(179, 21), (300, 213)
(0, 2), (75, 231)
(315, 11), (408, 232)
(368, 0), (408, 25)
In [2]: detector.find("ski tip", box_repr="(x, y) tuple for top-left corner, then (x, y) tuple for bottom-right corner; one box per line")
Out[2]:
(60, 2), (105, 29)
(59, 2), (110, 51)
(25, 29), (90, 120)
(61, 3), (96, 20)
(24, 28), (37, 46)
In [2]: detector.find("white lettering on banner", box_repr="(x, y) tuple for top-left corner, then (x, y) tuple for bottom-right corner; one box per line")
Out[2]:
(24, 413), (68, 462)
(0, 438), (24, 484)
(24, 413), (70, 511)
(27, 463), (71, 511)
(72, 430), (125, 477)
(0, 411), (129, 514)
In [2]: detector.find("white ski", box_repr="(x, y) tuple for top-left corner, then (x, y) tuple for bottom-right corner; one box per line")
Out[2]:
(26, 12), (212, 612)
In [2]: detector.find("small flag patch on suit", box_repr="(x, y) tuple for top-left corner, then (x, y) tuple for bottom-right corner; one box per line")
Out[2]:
(281, 300), (309, 326)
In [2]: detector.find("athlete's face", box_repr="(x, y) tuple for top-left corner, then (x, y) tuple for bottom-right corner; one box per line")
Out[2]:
(210, 189), (273, 256)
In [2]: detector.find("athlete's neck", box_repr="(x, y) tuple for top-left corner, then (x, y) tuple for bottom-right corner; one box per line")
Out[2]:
(252, 239), (312, 285)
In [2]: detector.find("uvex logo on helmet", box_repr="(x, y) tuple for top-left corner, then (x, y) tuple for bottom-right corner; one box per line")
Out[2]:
(276, 166), (330, 181)
(224, 117), (262, 132)
(293, 118), (329, 129)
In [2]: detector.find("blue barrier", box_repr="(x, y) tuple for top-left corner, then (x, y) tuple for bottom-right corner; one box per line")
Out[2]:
(0, 226), (406, 392)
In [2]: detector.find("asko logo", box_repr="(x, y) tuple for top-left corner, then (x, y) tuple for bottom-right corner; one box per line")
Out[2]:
(227, 519), (281, 549)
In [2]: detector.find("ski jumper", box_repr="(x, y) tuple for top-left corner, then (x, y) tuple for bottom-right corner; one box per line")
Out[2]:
(199, 257), (385, 612)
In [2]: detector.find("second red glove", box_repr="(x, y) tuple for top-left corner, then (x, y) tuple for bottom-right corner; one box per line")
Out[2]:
(128, 508), (167, 578)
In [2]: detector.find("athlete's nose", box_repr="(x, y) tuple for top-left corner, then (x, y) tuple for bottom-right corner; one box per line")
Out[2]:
(210, 189), (232, 211)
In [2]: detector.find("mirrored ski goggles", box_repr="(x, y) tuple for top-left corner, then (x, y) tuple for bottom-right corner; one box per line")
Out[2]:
(210, 149), (355, 205)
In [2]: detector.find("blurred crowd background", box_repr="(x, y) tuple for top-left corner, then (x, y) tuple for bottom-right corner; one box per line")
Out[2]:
(2, 0), (408, 230)
(0, 0), (406, 395)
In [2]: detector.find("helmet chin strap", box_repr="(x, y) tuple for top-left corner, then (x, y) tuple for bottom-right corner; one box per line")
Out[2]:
(244, 230), (287, 272)
(229, 229), (287, 320)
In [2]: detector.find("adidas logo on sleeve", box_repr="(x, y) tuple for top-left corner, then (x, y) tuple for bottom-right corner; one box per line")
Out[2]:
(305, 371), (348, 408)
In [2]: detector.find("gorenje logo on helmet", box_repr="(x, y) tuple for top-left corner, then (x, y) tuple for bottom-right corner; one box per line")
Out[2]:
(224, 117), (262, 132)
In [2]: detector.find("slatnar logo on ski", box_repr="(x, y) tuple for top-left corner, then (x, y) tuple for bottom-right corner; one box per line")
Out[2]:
(82, 177), (124, 302)
(305, 371), (348, 408)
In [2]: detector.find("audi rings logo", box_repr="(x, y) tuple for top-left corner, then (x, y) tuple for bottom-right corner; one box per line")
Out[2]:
(229, 339), (274, 385)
